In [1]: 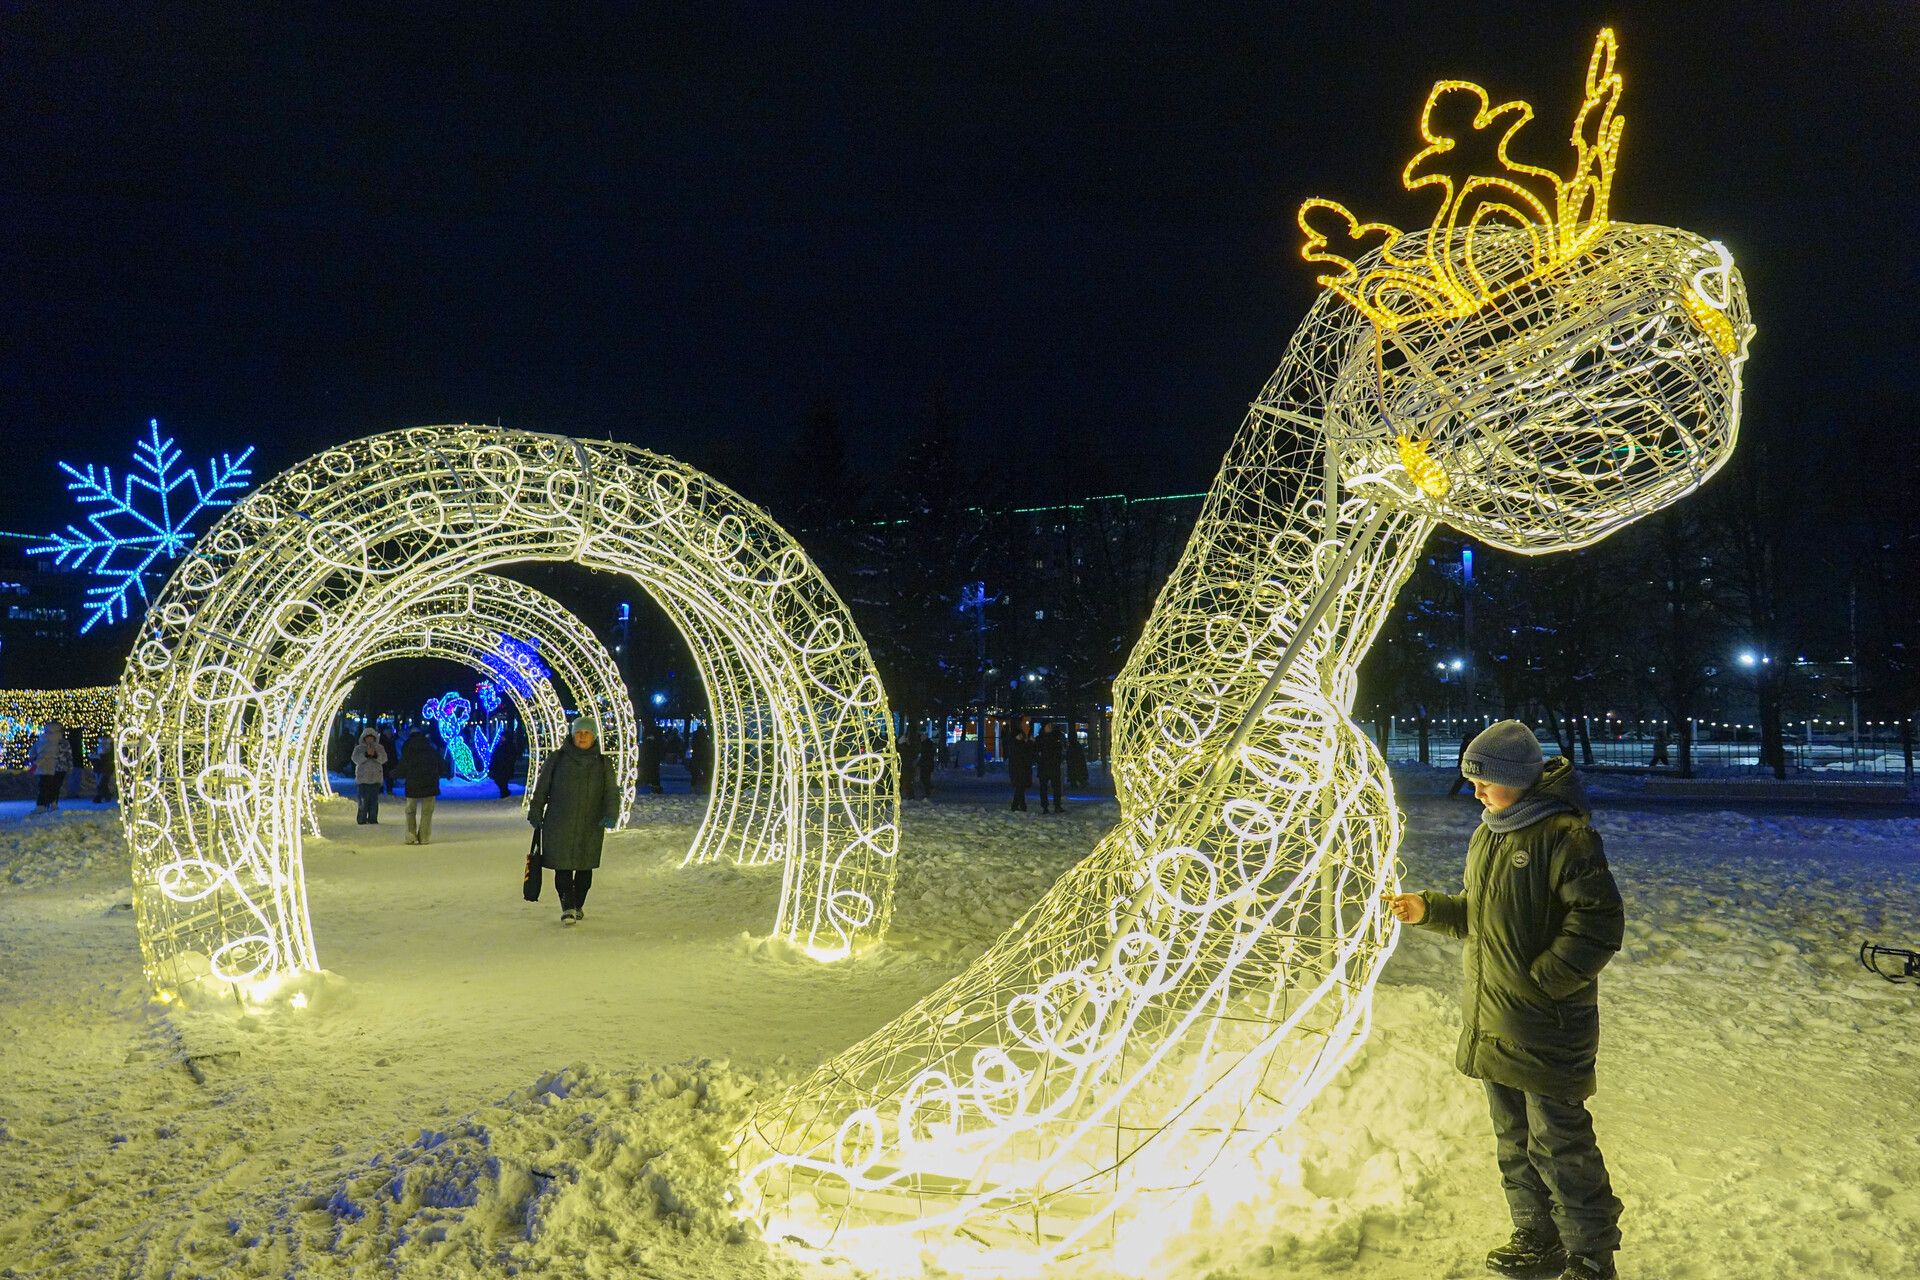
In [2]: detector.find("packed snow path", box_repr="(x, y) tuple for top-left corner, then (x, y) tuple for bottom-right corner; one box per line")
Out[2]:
(1, 772), (1915, 1278)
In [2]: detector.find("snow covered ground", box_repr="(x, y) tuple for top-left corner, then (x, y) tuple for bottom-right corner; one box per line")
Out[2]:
(1, 770), (1916, 1279)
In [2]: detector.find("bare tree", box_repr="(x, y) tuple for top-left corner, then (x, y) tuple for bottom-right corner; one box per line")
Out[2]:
(1712, 442), (1791, 777)
(1635, 506), (1723, 777)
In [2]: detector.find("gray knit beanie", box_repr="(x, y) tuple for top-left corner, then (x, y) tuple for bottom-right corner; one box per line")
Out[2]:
(571, 716), (599, 738)
(1461, 720), (1544, 789)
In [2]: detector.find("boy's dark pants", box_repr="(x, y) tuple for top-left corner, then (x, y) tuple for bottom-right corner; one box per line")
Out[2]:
(1484, 1081), (1622, 1257)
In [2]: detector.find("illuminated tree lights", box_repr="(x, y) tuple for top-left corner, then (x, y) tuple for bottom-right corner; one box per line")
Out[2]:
(738, 30), (1752, 1260)
(120, 428), (899, 997)
(0, 687), (116, 769)
(27, 419), (255, 633)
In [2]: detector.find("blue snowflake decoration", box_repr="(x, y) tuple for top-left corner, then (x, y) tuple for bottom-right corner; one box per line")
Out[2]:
(27, 419), (255, 633)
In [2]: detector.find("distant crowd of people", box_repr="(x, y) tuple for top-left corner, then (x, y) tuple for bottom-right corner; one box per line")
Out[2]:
(25, 719), (114, 812)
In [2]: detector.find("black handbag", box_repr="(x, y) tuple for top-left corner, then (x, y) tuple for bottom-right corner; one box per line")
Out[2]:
(522, 827), (543, 902)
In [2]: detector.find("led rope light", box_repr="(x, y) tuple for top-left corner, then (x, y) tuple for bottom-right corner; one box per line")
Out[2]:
(120, 428), (898, 995)
(740, 29), (1753, 1262)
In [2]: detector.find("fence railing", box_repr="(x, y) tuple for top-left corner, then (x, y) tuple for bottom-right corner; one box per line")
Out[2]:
(1379, 728), (1917, 781)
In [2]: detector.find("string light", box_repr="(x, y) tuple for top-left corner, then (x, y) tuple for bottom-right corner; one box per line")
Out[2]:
(119, 429), (899, 996)
(0, 687), (115, 768)
(739, 29), (1752, 1262)
(290, 575), (640, 834)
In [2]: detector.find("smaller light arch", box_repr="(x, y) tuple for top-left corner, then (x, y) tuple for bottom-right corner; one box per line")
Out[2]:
(292, 575), (639, 833)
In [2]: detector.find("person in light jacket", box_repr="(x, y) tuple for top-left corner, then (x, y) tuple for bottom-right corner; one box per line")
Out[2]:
(351, 728), (387, 825)
(528, 716), (620, 925)
(32, 719), (73, 812)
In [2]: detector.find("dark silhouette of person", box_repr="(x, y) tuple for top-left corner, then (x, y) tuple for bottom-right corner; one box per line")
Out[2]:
(917, 733), (937, 799)
(1035, 724), (1066, 813)
(1447, 729), (1476, 798)
(1650, 727), (1671, 767)
(1006, 724), (1034, 812)
(639, 725), (664, 794)
(1065, 727), (1089, 788)
(528, 716), (620, 925)
(899, 728), (922, 800)
(488, 723), (520, 798)
(378, 727), (399, 794)
(688, 721), (713, 794)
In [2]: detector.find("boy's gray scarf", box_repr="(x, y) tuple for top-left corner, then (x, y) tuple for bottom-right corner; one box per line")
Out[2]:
(1481, 793), (1577, 833)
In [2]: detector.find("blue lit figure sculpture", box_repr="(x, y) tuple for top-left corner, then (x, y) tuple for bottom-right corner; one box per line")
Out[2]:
(421, 691), (502, 782)
(27, 419), (255, 633)
(475, 680), (503, 715)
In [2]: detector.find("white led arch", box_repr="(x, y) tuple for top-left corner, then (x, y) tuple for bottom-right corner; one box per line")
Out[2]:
(120, 427), (899, 994)
(300, 643), (558, 836)
(295, 574), (641, 832)
(739, 31), (1753, 1261)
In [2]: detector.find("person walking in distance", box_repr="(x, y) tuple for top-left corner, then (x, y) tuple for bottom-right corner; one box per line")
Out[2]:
(351, 728), (387, 825)
(399, 726), (443, 845)
(1446, 727), (1477, 798)
(687, 720), (712, 795)
(31, 719), (72, 812)
(378, 726), (399, 795)
(1006, 724), (1033, 813)
(91, 735), (116, 803)
(1034, 723), (1065, 814)
(1065, 727), (1089, 789)
(639, 725), (664, 795)
(917, 731), (937, 800)
(898, 728), (921, 801)
(1386, 720), (1625, 1280)
(529, 716), (620, 925)
(488, 723), (519, 799)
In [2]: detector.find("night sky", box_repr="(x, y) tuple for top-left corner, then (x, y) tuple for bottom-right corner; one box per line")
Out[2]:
(3, 1), (1914, 537)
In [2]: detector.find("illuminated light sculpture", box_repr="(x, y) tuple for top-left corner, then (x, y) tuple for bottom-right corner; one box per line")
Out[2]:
(740, 30), (1752, 1261)
(421, 691), (500, 781)
(0, 687), (116, 769)
(475, 680), (503, 715)
(291, 575), (640, 832)
(26, 419), (254, 633)
(119, 428), (898, 996)
(487, 634), (550, 697)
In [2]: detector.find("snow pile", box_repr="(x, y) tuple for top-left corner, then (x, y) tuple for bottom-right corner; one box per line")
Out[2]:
(174, 1061), (777, 1279)
(0, 808), (127, 888)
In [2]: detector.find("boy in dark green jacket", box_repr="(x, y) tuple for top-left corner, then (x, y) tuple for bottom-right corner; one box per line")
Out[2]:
(1388, 720), (1625, 1280)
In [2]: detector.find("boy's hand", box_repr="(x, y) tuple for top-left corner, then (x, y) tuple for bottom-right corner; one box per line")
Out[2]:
(1383, 892), (1426, 924)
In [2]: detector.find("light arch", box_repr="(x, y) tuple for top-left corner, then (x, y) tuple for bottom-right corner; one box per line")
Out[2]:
(296, 574), (640, 831)
(119, 427), (898, 995)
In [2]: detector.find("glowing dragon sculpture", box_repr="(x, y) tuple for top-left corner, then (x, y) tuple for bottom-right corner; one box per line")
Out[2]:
(740, 30), (1752, 1263)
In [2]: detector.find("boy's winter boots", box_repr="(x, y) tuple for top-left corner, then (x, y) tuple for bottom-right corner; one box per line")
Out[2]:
(1487, 1227), (1567, 1276)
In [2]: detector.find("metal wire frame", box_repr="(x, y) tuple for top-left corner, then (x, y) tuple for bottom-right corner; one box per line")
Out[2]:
(118, 427), (899, 996)
(293, 573), (642, 835)
(738, 219), (1751, 1260)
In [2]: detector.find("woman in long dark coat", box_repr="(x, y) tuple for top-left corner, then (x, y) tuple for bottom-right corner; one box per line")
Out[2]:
(528, 716), (620, 925)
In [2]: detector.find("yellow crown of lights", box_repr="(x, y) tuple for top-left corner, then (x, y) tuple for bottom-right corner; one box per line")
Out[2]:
(1298, 29), (1625, 332)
